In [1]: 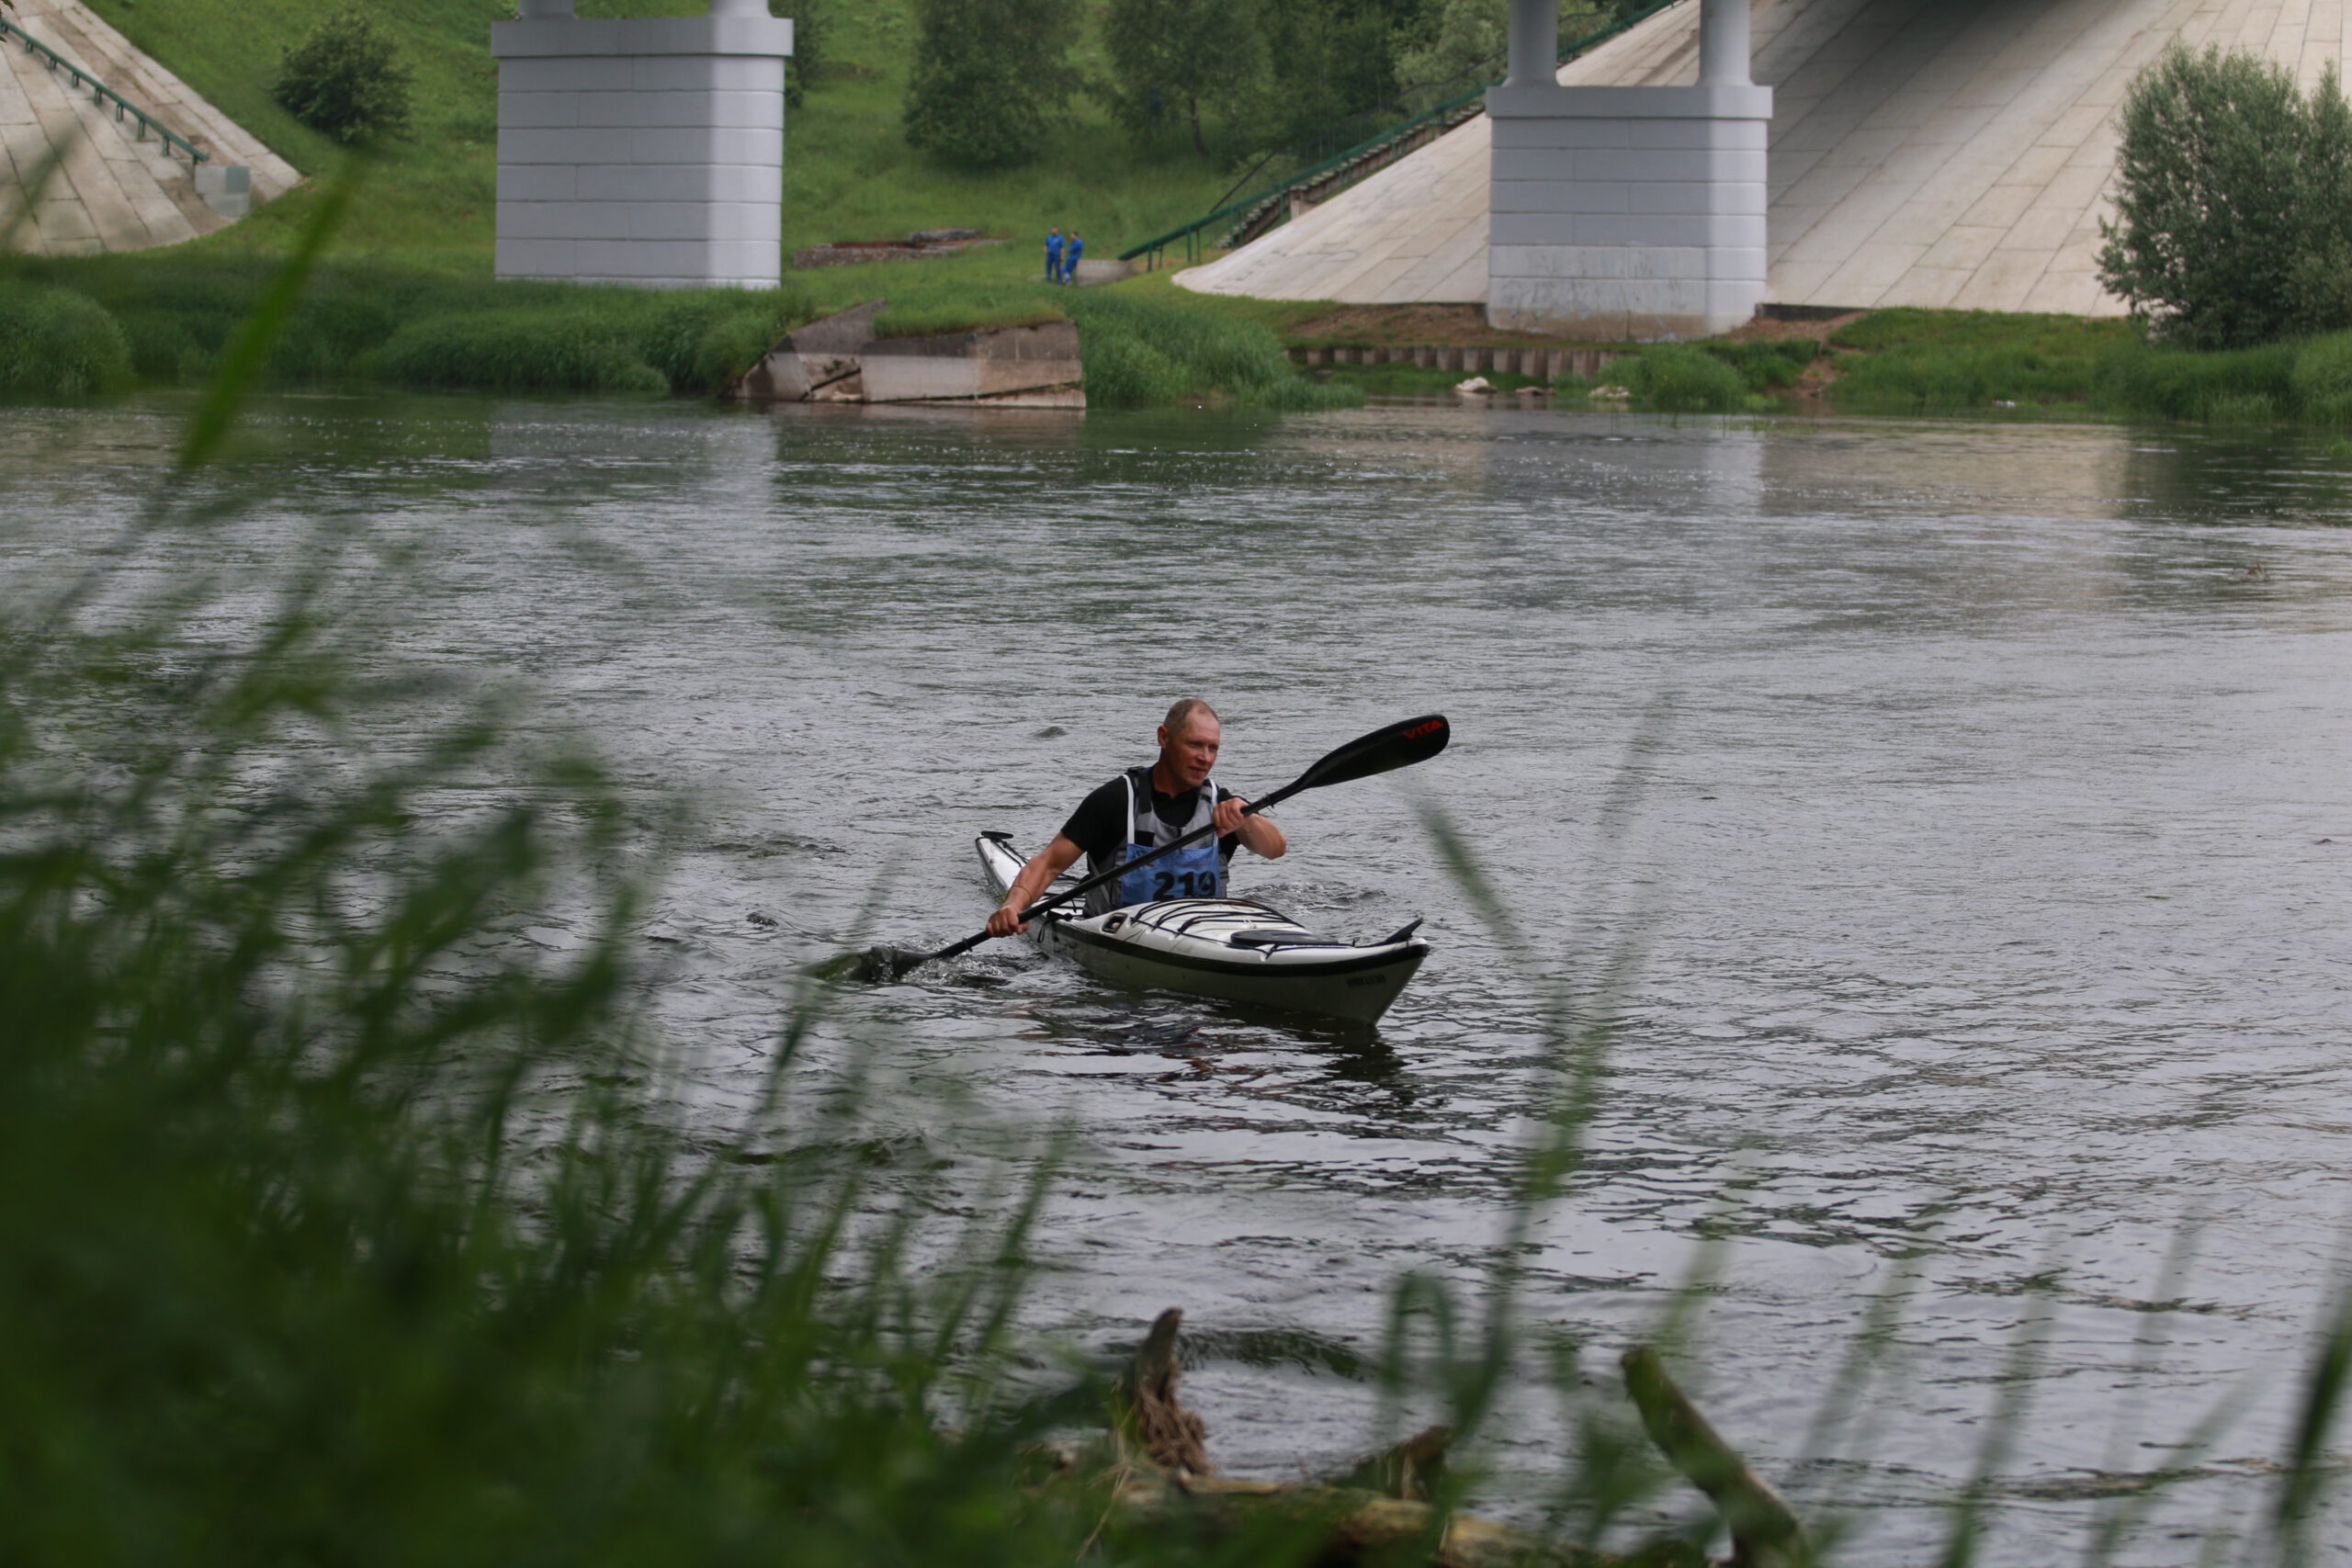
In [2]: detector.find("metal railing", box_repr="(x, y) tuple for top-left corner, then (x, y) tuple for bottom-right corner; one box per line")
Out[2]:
(1, 14), (209, 164)
(1121, 0), (1685, 268)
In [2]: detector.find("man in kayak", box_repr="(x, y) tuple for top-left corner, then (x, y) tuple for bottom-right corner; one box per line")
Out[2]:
(987, 698), (1286, 935)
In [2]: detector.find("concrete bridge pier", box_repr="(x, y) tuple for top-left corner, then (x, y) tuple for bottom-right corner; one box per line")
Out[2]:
(492, 0), (792, 288)
(1487, 0), (1770, 339)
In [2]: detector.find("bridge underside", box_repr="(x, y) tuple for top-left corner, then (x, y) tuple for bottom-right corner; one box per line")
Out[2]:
(1177, 0), (2345, 321)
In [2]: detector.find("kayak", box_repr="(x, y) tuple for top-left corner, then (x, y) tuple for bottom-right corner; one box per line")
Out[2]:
(975, 831), (1430, 1024)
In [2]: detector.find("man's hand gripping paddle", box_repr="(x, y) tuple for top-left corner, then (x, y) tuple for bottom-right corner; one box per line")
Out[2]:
(839, 714), (1451, 984)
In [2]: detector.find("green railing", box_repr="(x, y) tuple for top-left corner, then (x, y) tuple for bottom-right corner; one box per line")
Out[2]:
(1, 14), (209, 165)
(1120, 0), (1686, 268)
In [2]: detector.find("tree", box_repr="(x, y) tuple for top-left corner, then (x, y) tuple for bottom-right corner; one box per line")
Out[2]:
(782, 0), (830, 110)
(271, 6), (413, 144)
(901, 0), (1080, 170)
(1255, 0), (1419, 151)
(1103, 0), (1269, 158)
(2098, 44), (2352, 348)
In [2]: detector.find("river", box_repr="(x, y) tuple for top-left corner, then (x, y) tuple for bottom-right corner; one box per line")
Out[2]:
(6, 391), (2350, 1563)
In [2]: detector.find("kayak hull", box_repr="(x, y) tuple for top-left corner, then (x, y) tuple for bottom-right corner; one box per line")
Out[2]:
(976, 833), (1427, 1025)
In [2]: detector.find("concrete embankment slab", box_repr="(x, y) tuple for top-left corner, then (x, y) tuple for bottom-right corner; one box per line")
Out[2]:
(2, 0), (297, 254)
(734, 310), (1085, 407)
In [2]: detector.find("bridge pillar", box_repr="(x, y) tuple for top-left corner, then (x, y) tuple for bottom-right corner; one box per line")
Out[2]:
(1487, 0), (1770, 340)
(492, 0), (792, 288)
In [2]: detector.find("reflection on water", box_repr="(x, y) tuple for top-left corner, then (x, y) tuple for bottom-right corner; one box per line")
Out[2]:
(6, 393), (2352, 1564)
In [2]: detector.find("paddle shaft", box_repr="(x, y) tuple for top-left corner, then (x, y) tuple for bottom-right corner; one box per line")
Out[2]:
(918, 788), (1296, 968)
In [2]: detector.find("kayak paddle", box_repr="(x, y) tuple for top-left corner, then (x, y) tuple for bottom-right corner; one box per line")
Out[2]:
(842, 713), (1451, 984)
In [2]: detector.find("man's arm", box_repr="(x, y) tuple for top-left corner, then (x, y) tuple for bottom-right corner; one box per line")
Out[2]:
(1214, 795), (1285, 860)
(987, 833), (1085, 936)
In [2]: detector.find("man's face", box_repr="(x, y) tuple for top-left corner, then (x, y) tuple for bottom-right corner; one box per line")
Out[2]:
(1158, 714), (1221, 790)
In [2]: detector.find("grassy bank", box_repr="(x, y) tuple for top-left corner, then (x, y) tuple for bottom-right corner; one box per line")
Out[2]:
(1816, 307), (2352, 426)
(0, 245), (1354, 408)
(1303, 303), (2352, 428)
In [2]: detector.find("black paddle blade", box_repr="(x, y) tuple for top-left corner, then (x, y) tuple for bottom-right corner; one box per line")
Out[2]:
(806, 946), (926, 984)
(1290, 714), (1450, 795)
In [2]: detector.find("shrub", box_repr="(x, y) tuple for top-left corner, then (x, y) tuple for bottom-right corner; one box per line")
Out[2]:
(1705, 339), (1817, 392)
(373, 308), (666, 394)
(1616, 344), (1748, 412)
(902, 0), (1080, 170)
(1104, 0), (1268, 156)
(1079, 328), (1191, 406)
(633, 288), (810, 393)
(0, 282), (133, 398)
(2098, 45), (2352, 347)
(272, 6), (414, 144)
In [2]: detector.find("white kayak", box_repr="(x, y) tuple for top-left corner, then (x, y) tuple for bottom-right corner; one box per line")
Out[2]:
(976, 831), (1429, 1024)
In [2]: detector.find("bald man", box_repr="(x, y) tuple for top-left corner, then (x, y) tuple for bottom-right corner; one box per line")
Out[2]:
(987, 698), (1286, 935)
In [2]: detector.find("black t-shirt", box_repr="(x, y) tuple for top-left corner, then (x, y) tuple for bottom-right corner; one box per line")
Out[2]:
(1061, 768), (1241, 865)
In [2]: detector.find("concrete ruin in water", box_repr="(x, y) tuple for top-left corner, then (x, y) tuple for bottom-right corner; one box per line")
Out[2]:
(730, 301), (1086, 408)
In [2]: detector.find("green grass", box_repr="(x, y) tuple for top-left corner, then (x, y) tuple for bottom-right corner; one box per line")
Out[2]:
(1825, 308), (2143, 416)
(2095, 339), (2300, 423)
(1817, 307), (2352, 428)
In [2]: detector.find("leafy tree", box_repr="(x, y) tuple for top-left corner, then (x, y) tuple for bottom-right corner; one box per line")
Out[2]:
(1391, 0), (1507, 87)
(1391, 0), (1614, 90)
(1255, 0), (1419, 150)
(270, 6), (413, 144)
(2098, 44), (2352, 348)
(901, 0), (1080, 170)
(1104, 0), (1269, 157)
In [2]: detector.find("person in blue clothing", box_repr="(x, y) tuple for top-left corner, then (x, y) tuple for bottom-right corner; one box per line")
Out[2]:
(986, 698), (1286, 935)
(1044, 227), (1064, 283)
(1061, 231), (1084, 285)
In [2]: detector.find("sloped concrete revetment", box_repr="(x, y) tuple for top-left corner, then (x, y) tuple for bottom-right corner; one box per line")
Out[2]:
(1, 0), (297, 254)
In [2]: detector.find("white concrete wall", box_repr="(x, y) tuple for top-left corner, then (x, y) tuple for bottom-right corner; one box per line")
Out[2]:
(1487, 81), (1772, 338)
(492, 5), (791, 289)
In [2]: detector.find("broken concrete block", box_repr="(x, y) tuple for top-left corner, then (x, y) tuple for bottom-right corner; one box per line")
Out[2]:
(858, 321), (1082, 404)
(730, 299), (887, 401)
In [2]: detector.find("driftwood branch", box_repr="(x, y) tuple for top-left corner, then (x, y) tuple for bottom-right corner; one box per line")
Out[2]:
(1334, 1424), (1453, 1502)
(1069, 1311), (1807, 1568)
(1621, 1345), (1807, 1568)
(1113, 1307), (1215, 1476)
(1096, 1312), (1683, 1568)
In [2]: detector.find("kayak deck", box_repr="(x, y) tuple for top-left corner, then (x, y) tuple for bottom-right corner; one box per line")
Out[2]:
(975, 831), (1428, 1025)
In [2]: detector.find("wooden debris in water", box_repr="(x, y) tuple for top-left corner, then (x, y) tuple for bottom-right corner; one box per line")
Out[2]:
(1621, 1346), (1808, 1568)
(1063, 1309), (1810, 1568)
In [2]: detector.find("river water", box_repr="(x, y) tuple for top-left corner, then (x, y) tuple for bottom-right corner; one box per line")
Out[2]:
(7, 392), (2351, 1563)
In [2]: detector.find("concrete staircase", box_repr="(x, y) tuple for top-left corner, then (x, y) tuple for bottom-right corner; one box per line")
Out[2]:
(1, 0), (297, 254)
